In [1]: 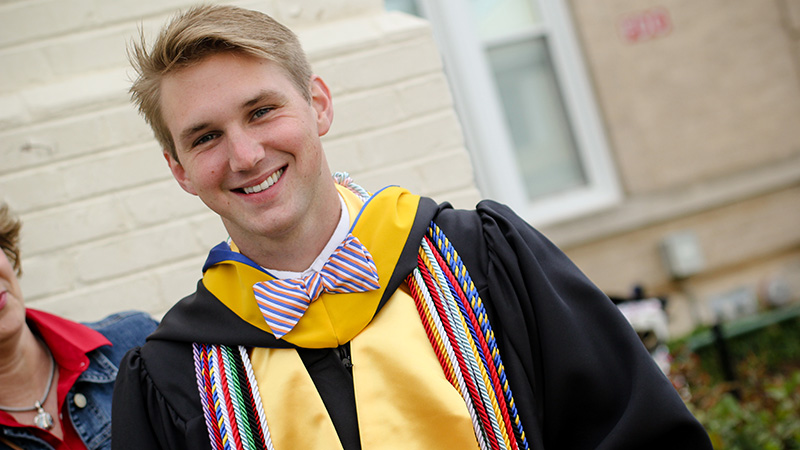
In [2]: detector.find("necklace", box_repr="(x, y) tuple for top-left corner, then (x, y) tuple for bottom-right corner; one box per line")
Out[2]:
(0, 343), (56, 430)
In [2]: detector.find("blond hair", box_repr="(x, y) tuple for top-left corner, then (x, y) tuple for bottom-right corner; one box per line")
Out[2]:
(128, 4), (313, 160)
(0, 203), (22, 277)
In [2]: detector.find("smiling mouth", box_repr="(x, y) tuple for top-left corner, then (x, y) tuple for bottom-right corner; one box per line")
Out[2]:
(241, 168), (285, 194)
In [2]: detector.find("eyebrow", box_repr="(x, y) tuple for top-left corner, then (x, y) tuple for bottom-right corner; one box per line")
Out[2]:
(242, 89), (285, 108)
(179, 122), (211, 145)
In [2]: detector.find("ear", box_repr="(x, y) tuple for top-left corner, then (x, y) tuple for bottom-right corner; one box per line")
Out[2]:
(309, 75), (334, 136)
(164, 151), (198, 196)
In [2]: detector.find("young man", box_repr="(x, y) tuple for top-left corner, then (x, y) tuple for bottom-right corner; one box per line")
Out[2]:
(112, 5), (712, 450)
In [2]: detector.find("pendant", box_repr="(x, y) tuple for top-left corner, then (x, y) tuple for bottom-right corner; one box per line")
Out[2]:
(33, 401), (54, 430)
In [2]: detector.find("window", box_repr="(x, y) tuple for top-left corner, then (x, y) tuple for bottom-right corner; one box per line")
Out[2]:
(387, 0), (620, 225)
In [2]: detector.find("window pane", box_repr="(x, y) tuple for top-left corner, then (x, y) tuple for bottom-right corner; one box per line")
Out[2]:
(487, 37), (586, 199)
(470, 0), (542, 40)
(384, 0), (421, 16)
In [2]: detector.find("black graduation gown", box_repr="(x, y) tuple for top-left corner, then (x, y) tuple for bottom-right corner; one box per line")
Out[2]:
(111, 197), (712, 450)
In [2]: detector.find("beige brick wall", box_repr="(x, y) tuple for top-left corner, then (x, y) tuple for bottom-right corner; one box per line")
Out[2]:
(569, 0), (800, 195)
(563, 186), (800, 335)
(564, 186), (800, 292)
(0, 0), (480, 321)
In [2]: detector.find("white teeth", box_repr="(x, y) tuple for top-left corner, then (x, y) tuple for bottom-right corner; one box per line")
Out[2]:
(243, 168), (284, 194)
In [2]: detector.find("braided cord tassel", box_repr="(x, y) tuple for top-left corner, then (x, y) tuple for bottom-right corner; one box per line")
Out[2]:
(407, 270), (460, 387)
(332, 171), (371, 200)
(422, 236), (517, 450)
(407, 264), (491, 450)
(226, 348), (262, 450)
(424, 235), (519, 450)
(217, 345), (247, 450)
(208, 347), (235, 450)
(238, 346), (275, 450)
(417, 249), (497, 449)
(428, 222), (530, 450)
(220, 346), (254, 450)
(228, 347), (269, 450)
(419, 239), (508, 450)
(194, 344), (225, 450)
(411, 247), (499, 450)
(193, 344), (276, 450)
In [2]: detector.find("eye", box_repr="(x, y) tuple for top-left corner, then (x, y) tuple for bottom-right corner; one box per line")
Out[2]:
(252, 106), (274, 120)
(192, 132), (219, 147)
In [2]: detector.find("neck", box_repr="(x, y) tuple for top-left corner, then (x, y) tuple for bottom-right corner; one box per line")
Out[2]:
(231, 187), (343, 272)
(0, 327), (53, 408)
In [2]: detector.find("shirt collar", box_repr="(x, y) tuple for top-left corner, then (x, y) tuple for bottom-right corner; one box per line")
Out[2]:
(24, 308), (110, 373)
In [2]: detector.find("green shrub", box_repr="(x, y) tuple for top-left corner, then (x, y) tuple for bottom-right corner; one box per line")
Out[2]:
(687, 316), (800, 382)
(669, 320), (800, 449)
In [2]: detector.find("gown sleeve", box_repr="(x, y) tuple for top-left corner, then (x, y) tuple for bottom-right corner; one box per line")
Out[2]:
(112, 346), (212, 450)
(436, 200), (712, 450)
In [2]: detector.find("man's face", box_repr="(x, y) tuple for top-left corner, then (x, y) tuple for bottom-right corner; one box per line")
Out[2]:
(160, 52), (335, 247)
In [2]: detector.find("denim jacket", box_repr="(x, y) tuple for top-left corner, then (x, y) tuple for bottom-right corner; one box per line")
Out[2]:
(1, 311), (158, 450)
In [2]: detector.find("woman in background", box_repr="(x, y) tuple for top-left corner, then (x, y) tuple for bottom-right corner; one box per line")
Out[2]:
(0, 202), (158, 450)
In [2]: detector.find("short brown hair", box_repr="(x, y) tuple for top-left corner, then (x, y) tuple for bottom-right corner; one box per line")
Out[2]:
(128, 4), (313, 160)
(0, 202), (22, 277)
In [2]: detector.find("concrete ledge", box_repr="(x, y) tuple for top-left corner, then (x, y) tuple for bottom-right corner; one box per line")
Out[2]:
(543, 152), (800, 248)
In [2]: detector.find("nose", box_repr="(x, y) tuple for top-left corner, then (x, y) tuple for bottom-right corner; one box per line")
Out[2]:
(227, 128), (264, 172)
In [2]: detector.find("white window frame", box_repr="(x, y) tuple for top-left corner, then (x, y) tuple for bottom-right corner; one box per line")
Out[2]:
(414, 0), (621, 226)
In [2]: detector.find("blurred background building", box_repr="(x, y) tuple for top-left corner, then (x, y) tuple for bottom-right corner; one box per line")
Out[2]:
(1, 0), (798, 338)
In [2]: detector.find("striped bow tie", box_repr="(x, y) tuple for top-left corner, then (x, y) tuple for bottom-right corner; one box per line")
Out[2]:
(253, 234), (381, 339)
